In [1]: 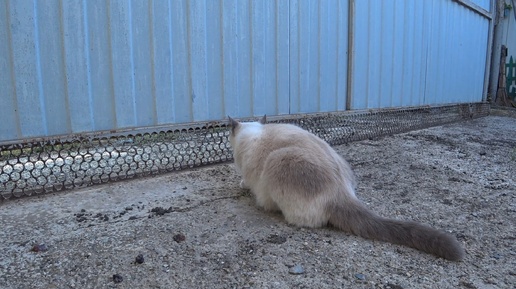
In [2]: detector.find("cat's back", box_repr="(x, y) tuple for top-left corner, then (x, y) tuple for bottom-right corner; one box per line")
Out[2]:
(261, 123), (353, 178)
(261, 123), (330, 152)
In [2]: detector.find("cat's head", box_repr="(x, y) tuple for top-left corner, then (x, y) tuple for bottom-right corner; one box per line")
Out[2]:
(227, 115), (266, 145)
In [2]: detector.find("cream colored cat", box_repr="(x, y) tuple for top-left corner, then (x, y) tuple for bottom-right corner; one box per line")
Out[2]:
(228, 115), (464, 261)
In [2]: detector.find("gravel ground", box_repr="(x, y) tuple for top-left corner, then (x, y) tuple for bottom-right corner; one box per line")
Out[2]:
(0, 115), (514, 289)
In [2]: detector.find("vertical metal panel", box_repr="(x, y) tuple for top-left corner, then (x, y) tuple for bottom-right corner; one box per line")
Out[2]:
(169, 0), (192, 123)
(425, 0), (444, 105)
(87, 0), (116, 131)
(390, 0), (405, 107)
(0, 0), (492, 143)
(424, 0), (489, 105)
(289, 0), (348, 114)
(319, 0), (340, 111)
(351, 0), (490, 109)
(367, 0), (382, 108)
(205, 0), (224, 120)
(222, 0), (249, 118)
(188, 0), (208, 121)
(251, 0), (280, 116)
(276, 0), (291, 116)
(379, 0), (394, 108)
(151, 0), (175, 125)
(221, 0), (290, 119)
(7, 0), (47, 138)
(294, 0), (319, 113)
(0, 1), (19, 141)
(131, 1), (156, 126)
(62, 0), (94, 132)
(109, 0), (137, 128)
(0, 0), (298, 141)
(38, 1), (71, 135)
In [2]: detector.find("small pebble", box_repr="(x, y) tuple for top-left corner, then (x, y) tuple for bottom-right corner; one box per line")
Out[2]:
(76, 215), (87, 222)
(112, 274), (123, 283)
(267, 234), (287, 244)
(31, 243), (48, 252)
(173, 233), (186, 243)
(135, 254), (145, 264)
(151, 206), (173, 216)
(384, 283), (404, 289)
(355, 273), (366, 280)
(289, 264), (304, 275)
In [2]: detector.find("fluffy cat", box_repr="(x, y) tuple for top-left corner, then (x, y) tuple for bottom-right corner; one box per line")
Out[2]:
(228, 115), (464, 261)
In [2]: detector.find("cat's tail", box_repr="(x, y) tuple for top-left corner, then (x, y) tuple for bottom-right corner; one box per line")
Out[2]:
(328, 199), (464, 261)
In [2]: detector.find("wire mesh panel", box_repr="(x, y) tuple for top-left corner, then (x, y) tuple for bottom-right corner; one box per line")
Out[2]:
(0, 103), (490, 200)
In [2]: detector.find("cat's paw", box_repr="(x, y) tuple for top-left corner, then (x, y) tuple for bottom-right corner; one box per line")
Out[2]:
(239, 179), (249, 189)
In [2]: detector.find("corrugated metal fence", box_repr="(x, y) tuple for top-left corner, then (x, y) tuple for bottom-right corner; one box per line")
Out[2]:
(0, 0), (493, 143)
(351, 0), (491, 108)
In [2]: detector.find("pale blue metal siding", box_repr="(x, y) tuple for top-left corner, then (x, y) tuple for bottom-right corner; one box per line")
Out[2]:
(289, 0), (348, 114)
(351, 0), (491, 109)
(0, 0), (493, 142)
(424, 0), (489, 104)
(0, 1), (18, 140)
(471, 0), (491, 11)
(0, 0), (294, 142)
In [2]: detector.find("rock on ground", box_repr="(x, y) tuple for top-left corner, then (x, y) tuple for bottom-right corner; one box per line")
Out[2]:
(0, 115), (515, 289)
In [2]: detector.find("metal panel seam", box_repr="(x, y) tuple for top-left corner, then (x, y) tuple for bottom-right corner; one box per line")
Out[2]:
(346, 0), (354, 110)
(297, 1), (300, 113)
(58, 0), (72, 133)
(185, 0), (194, 121)
(127, 0), (137, 124)
(33, 1), (48, 135)
(148, 0), (157, 124)
(249, 0), (254, 115)
(106, 2), (118, 128)
(219, 0), (226, 117)
(82, 0), (95, 129)
(274, 0), (278, 115)
(482, 0), (495, 101)
(317, 0), (321, 112)
(334, 0), (340, 110)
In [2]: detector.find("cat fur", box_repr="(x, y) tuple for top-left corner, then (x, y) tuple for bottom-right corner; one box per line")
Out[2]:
(228, 116), (464, 261)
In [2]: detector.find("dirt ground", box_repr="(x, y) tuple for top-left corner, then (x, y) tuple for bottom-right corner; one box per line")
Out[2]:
(0, 114), (514, 289)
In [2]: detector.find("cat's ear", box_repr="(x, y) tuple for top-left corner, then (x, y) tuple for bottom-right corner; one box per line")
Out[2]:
(228, 116), (239, 134)
(259, 115), (266, 125)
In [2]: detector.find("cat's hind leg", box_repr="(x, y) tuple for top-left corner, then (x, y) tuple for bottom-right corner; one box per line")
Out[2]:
(273, 190), (329, 228)
(260, 147), (331, 228)
(253, 183), (280, 212)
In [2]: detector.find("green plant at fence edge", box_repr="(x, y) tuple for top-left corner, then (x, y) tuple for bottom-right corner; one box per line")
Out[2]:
(507, 56), (516, 101)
